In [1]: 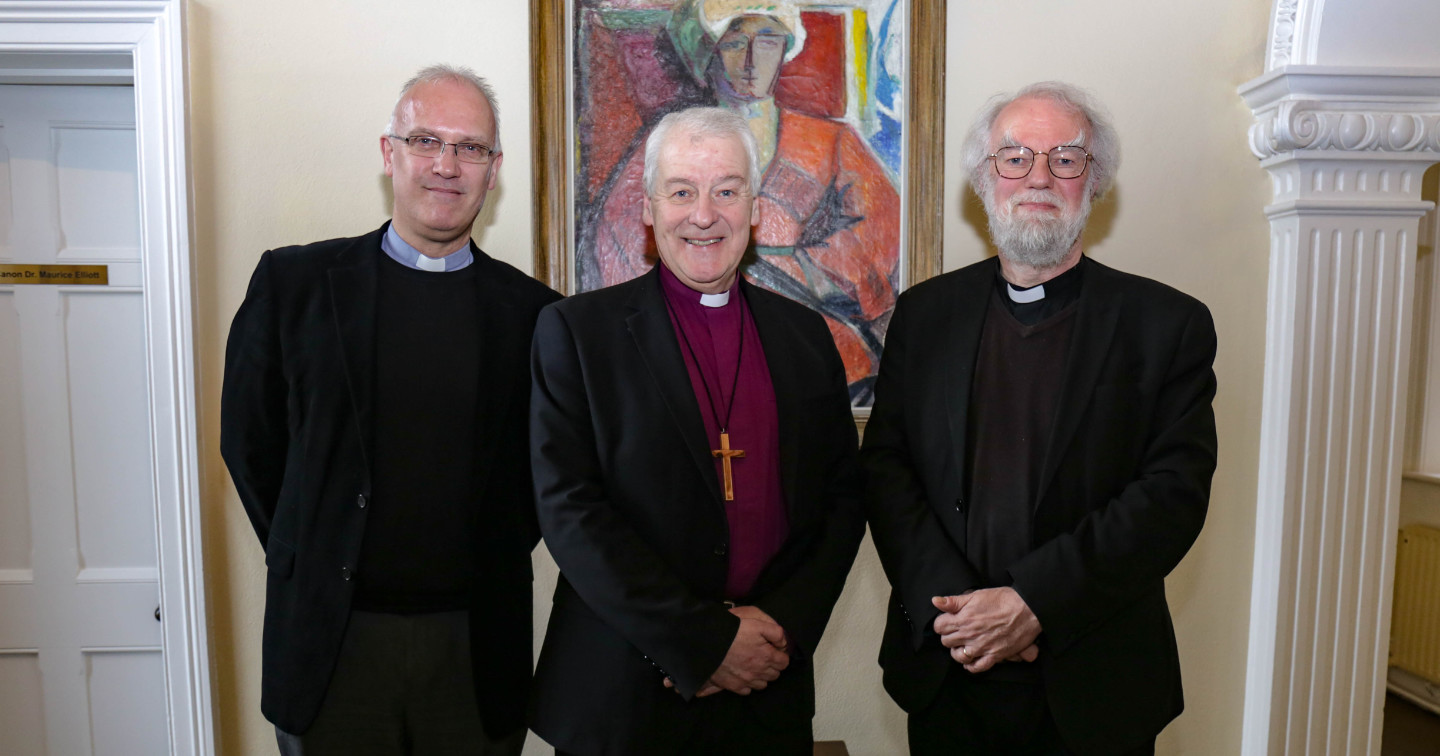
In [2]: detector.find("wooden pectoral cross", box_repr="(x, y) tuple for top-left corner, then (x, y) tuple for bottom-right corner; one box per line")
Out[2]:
(712, 432), (746, 501)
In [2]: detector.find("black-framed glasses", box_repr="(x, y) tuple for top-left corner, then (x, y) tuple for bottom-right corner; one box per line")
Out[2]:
(987, 145), (1091, 180)
(387, 134), (498, 165)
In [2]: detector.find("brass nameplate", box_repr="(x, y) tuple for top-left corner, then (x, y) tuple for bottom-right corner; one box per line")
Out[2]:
(0, 264), (109, 285)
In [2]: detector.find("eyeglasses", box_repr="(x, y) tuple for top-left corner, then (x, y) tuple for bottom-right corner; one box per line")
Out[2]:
(387, 134), (498, 165)
(987, 145), (1092, 180)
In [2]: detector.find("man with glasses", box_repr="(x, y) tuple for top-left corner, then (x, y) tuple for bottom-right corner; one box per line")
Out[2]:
(222, 64), (559, 755)
(862, 82), (1217, 755)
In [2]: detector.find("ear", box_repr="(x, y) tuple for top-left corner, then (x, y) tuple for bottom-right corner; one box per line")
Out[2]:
(381, 135), (396, 178)
(486, 152), (503, 190)
(749, 195), (760, 227)
(642, 195), (655, 228)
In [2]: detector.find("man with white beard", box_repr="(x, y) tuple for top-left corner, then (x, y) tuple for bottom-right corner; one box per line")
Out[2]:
(861, 82), (1219, 756)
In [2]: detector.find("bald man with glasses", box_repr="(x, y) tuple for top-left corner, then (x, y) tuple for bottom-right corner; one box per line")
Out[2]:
(222, 64), (559, 755)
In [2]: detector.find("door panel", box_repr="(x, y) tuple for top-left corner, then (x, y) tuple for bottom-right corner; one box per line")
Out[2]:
(66, 291), (156, 577)
(0, 652), (48, 756)
(0, 83), (166, 756)
(0, 291), (32, 577)
(86, 650), (169, 756)
(53, 125), (140, 259)
(0, 124), (11, 255)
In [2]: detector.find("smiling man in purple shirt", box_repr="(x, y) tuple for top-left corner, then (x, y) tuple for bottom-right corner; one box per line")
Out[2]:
(528, 106), (865, 755)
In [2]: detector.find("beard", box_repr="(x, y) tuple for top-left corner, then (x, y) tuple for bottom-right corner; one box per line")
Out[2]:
(984, 188), (1092, 270)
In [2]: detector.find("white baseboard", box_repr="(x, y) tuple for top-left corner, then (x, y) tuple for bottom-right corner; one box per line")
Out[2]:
(1388, 666), (1440, 716)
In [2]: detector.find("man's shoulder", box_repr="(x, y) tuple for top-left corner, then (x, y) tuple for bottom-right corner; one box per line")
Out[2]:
(744, 277), (810, 310)
(897, 257), (995, 307)
(260, 227), (384, 272)
(473, 249), (563, 307)
(743, 279), (828, 330)
(1088, 258), (1210, 318)
(545, 272), (649, 317)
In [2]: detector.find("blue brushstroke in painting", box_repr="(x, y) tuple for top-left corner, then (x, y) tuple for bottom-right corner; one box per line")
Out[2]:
(868, 0), (903, 175)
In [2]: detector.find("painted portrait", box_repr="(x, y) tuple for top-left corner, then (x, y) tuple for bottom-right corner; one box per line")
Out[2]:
(569, 0), (908, 406)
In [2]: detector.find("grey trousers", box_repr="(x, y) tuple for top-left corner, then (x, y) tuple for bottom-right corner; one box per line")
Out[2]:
(275, 610), (525, 756)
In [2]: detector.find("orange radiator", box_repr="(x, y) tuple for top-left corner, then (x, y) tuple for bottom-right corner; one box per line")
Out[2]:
(1391, 525), (1440, 685)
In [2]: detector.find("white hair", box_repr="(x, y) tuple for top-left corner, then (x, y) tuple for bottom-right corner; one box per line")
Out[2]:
(386, 63), (501, 152)
(960, 81), (1119, 202)
(643, 107), (761, 196)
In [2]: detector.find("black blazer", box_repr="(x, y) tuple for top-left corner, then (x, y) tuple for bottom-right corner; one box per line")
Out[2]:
(219, 224), (560, 737)
(528, 267), (865, 754)
(861, 257), (1217, 755)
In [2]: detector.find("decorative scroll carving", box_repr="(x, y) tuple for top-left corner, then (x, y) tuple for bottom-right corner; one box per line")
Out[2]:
(1250, 102), (1440, 159)
(1269, 0), (1300, 70)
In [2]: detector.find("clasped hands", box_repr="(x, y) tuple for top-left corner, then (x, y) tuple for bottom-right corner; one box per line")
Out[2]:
(663, 605), (788, 698)
(932, 587), (1041, 673)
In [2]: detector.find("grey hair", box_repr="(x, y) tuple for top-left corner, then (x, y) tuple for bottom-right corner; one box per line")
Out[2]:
(643, 107), (761, 196)
(960, 81), (1119, 202)
(386, 63), (502, 152)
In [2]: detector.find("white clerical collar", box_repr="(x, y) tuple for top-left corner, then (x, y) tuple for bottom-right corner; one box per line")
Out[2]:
(699, 290), (731, 308)
(381, 224), (474, 272)
(414, 254), (447, 272)
(1007, 283), (1045, 304)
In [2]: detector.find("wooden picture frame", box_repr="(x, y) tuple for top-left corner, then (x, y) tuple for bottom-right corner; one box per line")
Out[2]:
(531, 0), (945, 413)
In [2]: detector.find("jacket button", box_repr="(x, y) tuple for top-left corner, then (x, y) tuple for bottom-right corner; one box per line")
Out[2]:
(714, 544), (727, 556)
(341, 566), (352, 581)
(955, 497), (965, 513)
(356, 494), (367, 509)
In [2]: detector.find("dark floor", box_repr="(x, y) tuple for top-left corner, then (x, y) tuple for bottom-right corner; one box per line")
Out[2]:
(1382, 693), (1440, 755)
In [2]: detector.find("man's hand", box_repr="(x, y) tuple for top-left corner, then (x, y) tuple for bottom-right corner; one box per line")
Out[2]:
(1009, 644), (1040, 663)
(931, 588), (1042, 673)
(663, 605), (790, 697)
(726, 605), (788, 651)
(711, 604), (790, 695)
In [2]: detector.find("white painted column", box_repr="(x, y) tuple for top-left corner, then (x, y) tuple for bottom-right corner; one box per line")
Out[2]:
(1240, 68), (1440, 756)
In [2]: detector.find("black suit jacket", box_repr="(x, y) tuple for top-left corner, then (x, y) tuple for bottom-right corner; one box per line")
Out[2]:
(861, 257), (1217, 755)
(219, 224), (560, 737)
(528, 267), (865, 754)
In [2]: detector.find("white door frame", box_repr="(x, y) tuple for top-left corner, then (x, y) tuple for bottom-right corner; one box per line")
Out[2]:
(0, 2), (212, 754)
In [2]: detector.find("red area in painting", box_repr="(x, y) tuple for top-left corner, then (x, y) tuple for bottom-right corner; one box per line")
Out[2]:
(616, 30), (685, 114)
(775, 11), (845, 119)
(579, 12), (643, 200)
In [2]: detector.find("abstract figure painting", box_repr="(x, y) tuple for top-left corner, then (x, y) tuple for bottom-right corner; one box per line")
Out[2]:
(532, 0), (945, 409)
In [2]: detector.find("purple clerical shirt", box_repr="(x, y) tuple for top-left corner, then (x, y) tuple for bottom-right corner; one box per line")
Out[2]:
(659, 264), (788, 600)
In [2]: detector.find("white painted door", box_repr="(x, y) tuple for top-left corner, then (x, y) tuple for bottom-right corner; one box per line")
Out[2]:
(0, 84), (170, 756)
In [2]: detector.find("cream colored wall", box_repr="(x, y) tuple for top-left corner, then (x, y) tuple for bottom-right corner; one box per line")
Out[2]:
(1400, 479), (1440, 530)
(191, 1), (1272, 754)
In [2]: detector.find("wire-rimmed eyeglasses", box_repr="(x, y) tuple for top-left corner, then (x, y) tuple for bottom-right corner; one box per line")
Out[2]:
(387, 134), (498, 165)
(987, 145), (1092, 180)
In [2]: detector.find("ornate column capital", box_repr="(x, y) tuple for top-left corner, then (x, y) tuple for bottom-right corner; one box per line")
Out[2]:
(1240, 67), (1440, 211)
(1241, 67), (1440, 160)
(1248, 102), (1440, 159)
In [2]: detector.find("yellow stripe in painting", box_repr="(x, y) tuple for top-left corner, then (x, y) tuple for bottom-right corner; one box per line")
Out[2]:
(852, 9), (869, 111)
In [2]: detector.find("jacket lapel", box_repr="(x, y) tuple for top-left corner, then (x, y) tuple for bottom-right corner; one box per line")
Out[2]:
(943, 260), (997, 498)
(626, 268), (725, 507)
(742, 281), (802, 519)
(469, 246), (525, 492)
(1034, 258), (1122, 509)
(326, 227), (384, 470)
